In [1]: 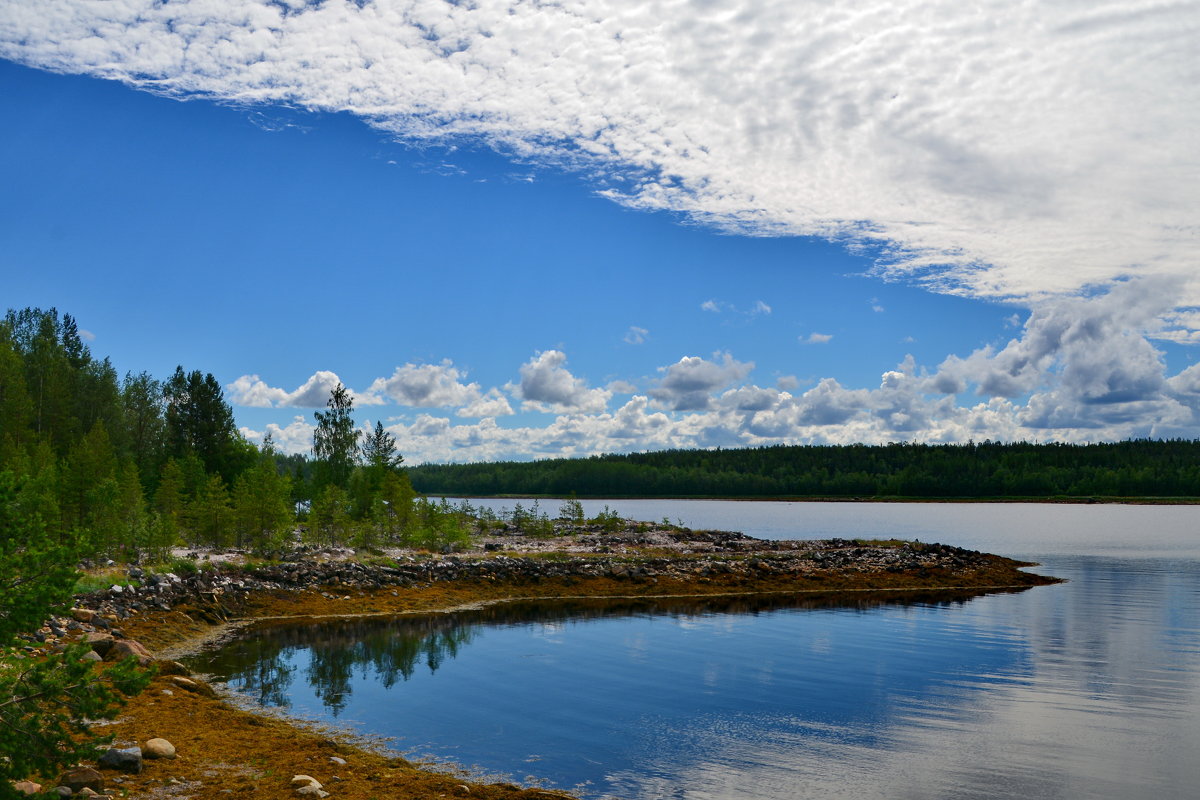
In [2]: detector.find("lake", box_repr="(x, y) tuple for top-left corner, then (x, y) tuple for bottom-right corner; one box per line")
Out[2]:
(187, 500), (1200, 799)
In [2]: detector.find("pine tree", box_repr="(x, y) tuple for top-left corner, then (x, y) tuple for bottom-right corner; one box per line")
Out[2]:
(232, 443), (294, 554)
(0, 470), (153, 790)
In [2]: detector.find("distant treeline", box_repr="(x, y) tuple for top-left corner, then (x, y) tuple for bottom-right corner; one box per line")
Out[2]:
(408, 440), (1200, 499)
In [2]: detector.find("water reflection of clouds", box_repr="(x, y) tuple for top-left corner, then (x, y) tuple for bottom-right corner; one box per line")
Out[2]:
(609, 558), (1200, 799)
(188, 557), (1200, 799)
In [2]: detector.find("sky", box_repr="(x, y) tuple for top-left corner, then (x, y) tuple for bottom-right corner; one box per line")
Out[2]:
(1, 0), (1198, 463)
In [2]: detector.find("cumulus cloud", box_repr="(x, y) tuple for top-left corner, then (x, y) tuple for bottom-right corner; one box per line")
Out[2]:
(240, 415), (315, 453)
(933, 278), (1176, 409)
(457, 389), (513, 419)
(2, 1), (1196, 313)
(226, 370), (374, 408)
(509, 350), (611, 414)
(804, 333), (834, 344)
(242, 302), (1200, 462)
(366, 360), (485, 409)
(650, 353), (754, 411)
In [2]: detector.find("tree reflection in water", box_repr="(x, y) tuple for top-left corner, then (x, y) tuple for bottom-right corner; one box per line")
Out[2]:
(190, 588), (1008, 716)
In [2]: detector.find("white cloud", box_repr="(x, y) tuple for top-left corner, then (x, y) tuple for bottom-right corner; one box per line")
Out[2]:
(650, 353), (755, 411)
(226, 370), (371, 408)
(367, 360), (483, 409)
(804, 333), (834, 344)
(240, 415), (314, 453)
(226, 284), (1200, 462)
(509, 349), (611, 414)
(933, 278), (1175, 406)
(3, 1), (1195, 313)
(624, 326), (649, 345)
(456, 388), (514, 419)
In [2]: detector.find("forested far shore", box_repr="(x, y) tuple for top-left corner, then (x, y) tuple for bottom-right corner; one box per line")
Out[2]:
(407, 440), (1200, 500)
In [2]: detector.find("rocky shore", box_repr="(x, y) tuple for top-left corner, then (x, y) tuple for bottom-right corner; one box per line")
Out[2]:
(13, 525), (1058, 799)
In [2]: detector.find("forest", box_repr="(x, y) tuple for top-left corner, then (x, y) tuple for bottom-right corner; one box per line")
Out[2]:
(408, 439), (1200, 500)
(0, 306), (475, 570)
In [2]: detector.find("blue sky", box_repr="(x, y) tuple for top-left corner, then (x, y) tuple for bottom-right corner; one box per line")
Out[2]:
(2, 2), (1198, 462)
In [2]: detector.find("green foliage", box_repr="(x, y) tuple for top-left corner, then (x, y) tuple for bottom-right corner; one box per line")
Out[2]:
(558, 494), (586, 526)
(312, 383), (360, 491)
(187, 473), (232, 549)
(0, 471), (154, 791)
(309, 485), (352, 548)
(408, 440), (1200, 500)
(163, 366), (253, 485)
(507, 499), (555, 537)
(0, 644), (153, 794)
(407, 498), (472, 552)
(232, 446), (294, 554)
(589, 505), (624, 532)
(0, 471), (78, 640)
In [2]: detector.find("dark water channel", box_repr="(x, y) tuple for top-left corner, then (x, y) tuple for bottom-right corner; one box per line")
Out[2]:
(186, 502), (1200, 799)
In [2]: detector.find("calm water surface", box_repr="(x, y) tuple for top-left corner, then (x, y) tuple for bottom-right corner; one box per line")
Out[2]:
(188, 501), (1200, 799)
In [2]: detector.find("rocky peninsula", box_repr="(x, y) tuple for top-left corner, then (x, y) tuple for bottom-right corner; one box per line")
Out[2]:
(17, 521), (1058, 800)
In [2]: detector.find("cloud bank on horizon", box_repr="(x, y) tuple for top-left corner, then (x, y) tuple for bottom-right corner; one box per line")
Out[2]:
(231, 278), (1200, 461)
(4, 1), (1198, 460)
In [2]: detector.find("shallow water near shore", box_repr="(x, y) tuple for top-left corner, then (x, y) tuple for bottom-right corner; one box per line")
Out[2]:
(188, 501), (1200, 799)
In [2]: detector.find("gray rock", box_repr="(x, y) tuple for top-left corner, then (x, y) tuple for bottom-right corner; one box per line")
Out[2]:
(98, 745), (143, 773)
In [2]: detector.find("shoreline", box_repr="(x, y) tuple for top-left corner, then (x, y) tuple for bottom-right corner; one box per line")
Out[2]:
(433, 493), (1200, 505)
(28, 532), (1060, 799)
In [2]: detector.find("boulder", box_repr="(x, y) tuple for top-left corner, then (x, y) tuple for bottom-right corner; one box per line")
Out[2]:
(85, 632), (115, 656)
(10, 780), (41, 796)
(105, 638), (153, 666)
(142, 738), (177, 760)
(71, 608), (95, 622)
(59, 766), (104, 793)
(98, 745), (143, 774)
